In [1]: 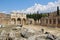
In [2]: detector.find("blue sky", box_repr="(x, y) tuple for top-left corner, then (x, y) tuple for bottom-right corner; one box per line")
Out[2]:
(0, 0), (58, 13)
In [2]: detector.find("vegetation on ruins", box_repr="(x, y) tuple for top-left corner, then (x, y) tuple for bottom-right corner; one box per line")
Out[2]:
(26, 12), (48, 24)
(57, 6), (59, 16)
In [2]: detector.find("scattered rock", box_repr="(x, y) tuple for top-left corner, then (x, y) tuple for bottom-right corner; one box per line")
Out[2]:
(1, 30), (7, 36)
(0, 27), (59, 40)
(20, 28), (36, 38)
(9, 30), (16, 38)
(45, 32), (56, 40)
(41, 29), (44, 33)
(28, 35), (46, 40)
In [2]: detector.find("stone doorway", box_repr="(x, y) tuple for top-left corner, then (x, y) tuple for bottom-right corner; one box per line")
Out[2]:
(23, 18), (26, 25)
(11, 18), (16, 24)
(17, 18), (21, 24)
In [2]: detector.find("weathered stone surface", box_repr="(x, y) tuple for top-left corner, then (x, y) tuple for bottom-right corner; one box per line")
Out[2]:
(1, 30), (7, 36)
(20, 28), (36, 38)
(55, 34), (60, 40)
(20, 38), (27, 40)
(28, 35), (46, 40)
(55, 37), (60, 40)
(0, 27), (60, 40)
(27, 32), (57, 40)
(45, 32), (56, 40)
(0, 30), (7, 40)
(9, 30), (16, 38)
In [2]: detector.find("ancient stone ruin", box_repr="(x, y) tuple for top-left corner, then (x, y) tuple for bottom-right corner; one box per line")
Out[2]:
(0, 27), (60, 40)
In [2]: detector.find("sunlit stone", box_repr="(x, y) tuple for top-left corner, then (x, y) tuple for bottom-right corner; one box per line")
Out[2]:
(9, 30), (15, 38)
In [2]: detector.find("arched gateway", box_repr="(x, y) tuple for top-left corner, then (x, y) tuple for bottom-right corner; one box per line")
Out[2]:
(11, 12), (27, 25)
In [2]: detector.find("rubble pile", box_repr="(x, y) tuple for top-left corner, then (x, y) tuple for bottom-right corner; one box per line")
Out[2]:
(0, 27), (60, 40)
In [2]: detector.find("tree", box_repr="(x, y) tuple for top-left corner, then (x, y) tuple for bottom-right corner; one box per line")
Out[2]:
(42, 13), (47, 17)
(26, 14), (32, 18)
(57, 6), (59, 16)
(26, 13), (47, 24)
(32, 14), (37, 21)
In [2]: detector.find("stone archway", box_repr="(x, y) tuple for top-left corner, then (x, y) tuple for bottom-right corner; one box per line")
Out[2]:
(11, 18), (16, 24)
(23, 18), (26, 25)
(17, 18), (21, 24)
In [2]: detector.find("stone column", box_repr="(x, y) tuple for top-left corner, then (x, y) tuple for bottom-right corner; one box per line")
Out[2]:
(21, 19), (23, 25)
(44, 19), (45, 25)
(42, 18), (44, 25)
(16, 18), (17, 25)
(52, 19), (53, 24)
(47, 18), (49, 26)
(48, 19), (49, 26)
(51, 19), (53, 27)
(45, 19), (46, 25)
(56, 17), (58, 28)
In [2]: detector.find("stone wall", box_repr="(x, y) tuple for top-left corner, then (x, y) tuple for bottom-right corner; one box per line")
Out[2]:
(41, 14), (60, 28)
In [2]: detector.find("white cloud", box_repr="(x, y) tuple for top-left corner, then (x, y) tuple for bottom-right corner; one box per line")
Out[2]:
(23, 0), (60, 13)
(11, 0), (60, 14)
(0, 11), (6, 13)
